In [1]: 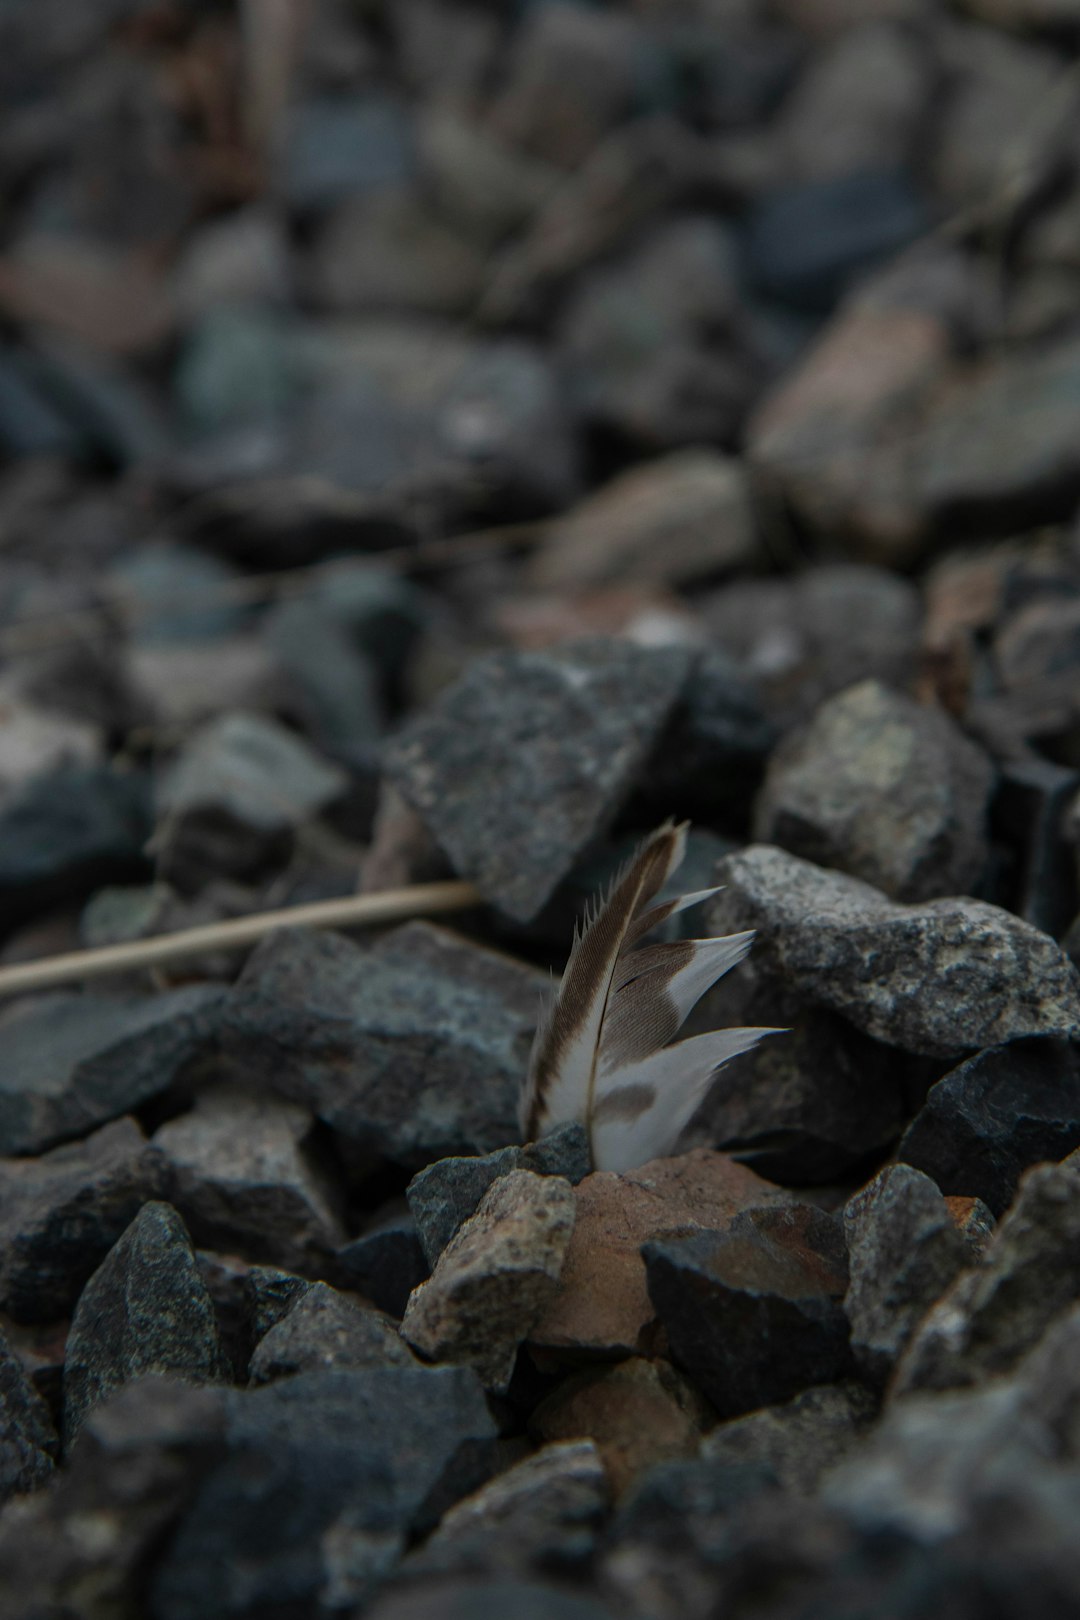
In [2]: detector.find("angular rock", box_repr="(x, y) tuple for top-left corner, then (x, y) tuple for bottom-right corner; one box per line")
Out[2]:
(384, 638), (692, 920)
(152, 1365), (498, 1617)
(994, 758), (1079, 938)
(0, 1116), (164, 1322)
(337, 1208), (430, 1319)
(754, 679), (995, 901)
(701, 565), (922, 729)
(281, 92), (416, 212)
(746, 169), (928, 313)
(310, 191), (484, 317)
(708, 845), (1080, 1058)
(893, 1161), (1080, 1396)
(0, 1324), (57, 1503)
(531, 1357), (714, 1498)
(249, 1282), (416, 1383)
(407, 1123), (591, 1267)
(221, 922), (543, 1170)
(0, 1378), (229, 1620)
(407, 1440), (609, 1580)
(645, 1204), (853, 1418)
(402, 1171), (576, 1392)
(899, 1038), (1080, 1216)
(154, 711), (347, 888)
(0, 692), (100, 800)
(531, 450), (759, 590)
(0, 762), (152, 935)
(108, 540), (247, 646)
(531, 1149), (791, 1358)
(149, 1085), (345, 1273)
(263, 595), (384, 773)
(63, 1202), (226, 1446)
(368, 1577), (617, 1620)
(0, 985), (222, 1157)
(701, 1381), (874, 1497)
(416, 107), (559, 248)
(843, 1165), (981, 1385)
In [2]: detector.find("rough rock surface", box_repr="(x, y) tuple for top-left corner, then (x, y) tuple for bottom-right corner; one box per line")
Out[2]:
(701, 1381), (876, 1496)
(384, 638), (692, 920)
(0, 1116), (163, 1322)
(0, 986), (221, 1156)
(249, 1281), (417, 1382)
(754, 679), (995, 900)
(402, 1170), (576, 1391)
(0, 1325), (57, 1503)
(898, 1037), (1080, 1215)
(843, 1164), (983, 1385)
(336, 1211), (430, 1319)
(708, 845), (1080, 1058)
(62, 1202), (226, 1446)
(221, 922), (543, 1169)
(644, 1204), (853, 1417)
(149, 1084), (345, 1273)
(407, 1123), (591, 1267)
(892, 1162), (1080, 1397)
(531, 1149), (792, 1357)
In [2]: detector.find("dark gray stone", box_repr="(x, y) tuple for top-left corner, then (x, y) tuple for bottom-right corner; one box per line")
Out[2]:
(282, 93), (416, 212)
(154, 711), (347, 888)
(337, 1209), (430, 1318)
(108, 541), (246, 645)
(263, 595), (384, 772)
(0, 1378), (228, 1620)
(63, 1202), (226, 1446)
(248, 1281), (417, 1383)
(0, 1116), (164, 1323)
(0, 762), (152, 935)
(708, 845), (1080, 1059)
(893, 1161), (1080, 1396)
(368, 1577), (617, 1620)
(406, 1440), (609, 1580)
(843, 1165), (979, 1386)
(0, 985), (222, 1157)
(899, 1038), (1080, 1217)
(221, 922), (544, 1171)
(0, 1324), (57, 1503)
(754, 679), (995, 901)
(993, 758), (1079, 938)
(644, 1204), (853, 1419)
(701, 1381), (876, 1496)
(407, 1123), (591, 1268)
(385, 638), (692, 920)
(745, 169), (929, 312)
(151, 1365), (499, 1618)
(149, 1084), (346, 1273)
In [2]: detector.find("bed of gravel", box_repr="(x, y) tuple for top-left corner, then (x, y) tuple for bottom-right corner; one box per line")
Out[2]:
(4, 2), (1080, 1617)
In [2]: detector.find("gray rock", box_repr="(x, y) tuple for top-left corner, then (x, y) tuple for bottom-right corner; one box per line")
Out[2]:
(221, 922), (543, 1170)
(402, 1170), (576, 1392)
(899, 1038), (1080, 1216)
(263, 595), (384, 772)
(701, 1381), (876, 1496)
(754, 679), (995, 901)
(282, 93), (416, 212)
(0, 985), (222, 1157)
(0, 1324), (57, 1503)
(149, 1085), (346, 1273)
(336, 1209), (430, 1319)
(154, 711), (347, 888)
(0, 1116), (164, 1323)
(107, 540), (246, 645)
(407, 1123), (591, 1267)
(248, 1281), (417, 1383)
(152, 1365), (499, 1617)
(707, 845), (1080, 1059)
(0, 762), (152, 935)
(63, 1202), (226, 1446)
(407, 1440), (609, 1579)
(310, 191), (484, 317)
(368, 1577), (617, 1620)
(892, 1162), (1080, 1397)
(0, 1378), (229, 1620)
(843, 1165), (980, 1386)
(644, 1204), (853, 1419)
(995, 758), (1079, 939)
(385, 638), (692, 920)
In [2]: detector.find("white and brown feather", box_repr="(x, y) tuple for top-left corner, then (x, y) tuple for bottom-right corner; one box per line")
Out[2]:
(520, 821), (780, 1173)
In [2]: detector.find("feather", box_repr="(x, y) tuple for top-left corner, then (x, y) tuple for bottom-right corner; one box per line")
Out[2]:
(520, 821), (781, 1173)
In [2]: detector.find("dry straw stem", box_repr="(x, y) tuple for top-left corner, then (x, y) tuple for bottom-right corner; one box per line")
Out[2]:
(0, 880), (481, 1000)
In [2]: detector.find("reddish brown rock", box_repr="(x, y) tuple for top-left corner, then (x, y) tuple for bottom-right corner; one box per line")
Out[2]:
(530, 1356), (713, 1497)
(529, 1149), (791, 1358)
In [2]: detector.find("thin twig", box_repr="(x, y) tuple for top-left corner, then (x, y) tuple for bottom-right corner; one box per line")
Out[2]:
(0, 880), (482, 999)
